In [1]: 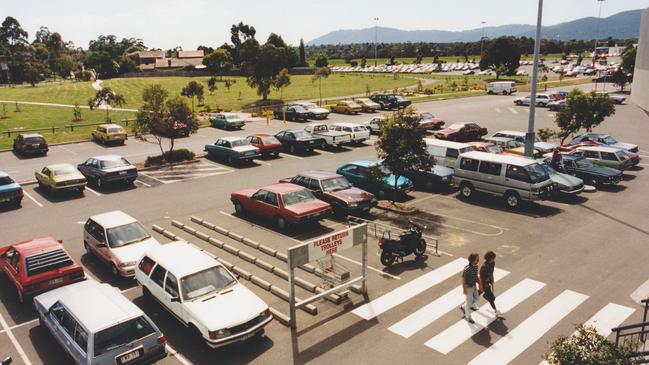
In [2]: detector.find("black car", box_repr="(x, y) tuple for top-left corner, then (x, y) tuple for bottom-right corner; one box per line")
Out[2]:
(402, 164), (454, 191)
(369, 94), (411, 110)
(274, 129), (325, 154)
(77, 155), (138, 189)
(548, 155), (622, 188)
(13, 133), (48, 156)
(273, 105), (314, 121)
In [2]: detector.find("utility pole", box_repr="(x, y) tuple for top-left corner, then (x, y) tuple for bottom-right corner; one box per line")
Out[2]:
(374, 17), (379, 67)
(480, 21), (486, 61)
(592, 0), (605, 90)
(525, 0), (543, 158)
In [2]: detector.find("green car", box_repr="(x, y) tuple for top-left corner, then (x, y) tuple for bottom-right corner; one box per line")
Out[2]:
(210, 113), (245, 130)
(575, 146), (633, 171)
(539, 163), (584, 194)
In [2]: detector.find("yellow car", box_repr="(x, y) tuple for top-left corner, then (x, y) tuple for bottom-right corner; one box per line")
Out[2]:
(504, 146), (545, 159)
(330, 101), (362, 114)
(35, 164), (87, 194)
(91, 124), (127, 145)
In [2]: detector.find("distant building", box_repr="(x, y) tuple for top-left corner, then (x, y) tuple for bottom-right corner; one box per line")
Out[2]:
(632, 8), (649, 113)
(593, 46), (626, 57)
(133, 49), (205, 71)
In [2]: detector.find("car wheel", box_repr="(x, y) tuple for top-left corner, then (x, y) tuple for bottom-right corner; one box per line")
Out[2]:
(459, 181), (474, 199)
(380, 251), (396, 267)
(414, 239), (427, 257)
(227, 156), (233, 164)
(37, 181), (44, 190)
(276, 216), (288, 230)
(589, 177), (599, 188)
(96, 177), (103, 189)
(289, 145), (296, 154)
(504, 191), (521, 208)
(487, 91), (493, 95)
(515, 101), (522, 106)
(84, 241), (91, 255)
(111, 263), (120, 277)
(233, 201), (244, 215)
(189, 324), (203, 342)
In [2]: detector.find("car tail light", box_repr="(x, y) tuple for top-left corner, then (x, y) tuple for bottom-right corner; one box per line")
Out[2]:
(71, 269), (85, 279)
(157, 335), (167, 345)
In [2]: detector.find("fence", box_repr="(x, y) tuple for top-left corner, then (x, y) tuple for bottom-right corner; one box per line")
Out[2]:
(2, 119), (135, 138)
(612, 298), (649, 362)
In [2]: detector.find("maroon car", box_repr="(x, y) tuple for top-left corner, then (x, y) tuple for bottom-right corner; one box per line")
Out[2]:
(230, 183), (332, 229)
(280, 171), (377, 216)
(433, 122), (488, 142)
(247, 134), (284, 157)
(416, 112), (446, 131)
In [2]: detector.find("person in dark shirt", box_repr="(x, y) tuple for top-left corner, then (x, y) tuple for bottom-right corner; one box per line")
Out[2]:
(460, 253), (482, 323)
(481, 251), (503, 317)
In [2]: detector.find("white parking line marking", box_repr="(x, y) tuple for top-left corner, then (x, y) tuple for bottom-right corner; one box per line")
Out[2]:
(389, 269), (509, 338)
(547, 114), (555, 118)
(410, 215), (506, 237)
(86, 187), (102, 196)
(317, 149), (335, 155)
(0, 312), (33, 365)
(0, 318), (39, 334)
(57, 145), (77, 155)
(426, 278), (545, 354)
(468, 290), (589, 365)
(538, 302), (635, 365)
(631, 277), (649, 303)
(167, 344), (193, 365)
(253, 159), (272, 166)
(279, 153), (304, 160)
(333, 253), (401, 280)
(637, 163), (649, 167)
(352, 258), (467, 320)
(23, 191), (43, 207)
(135, 179), (151, 187)
(508, 107), (519, 114)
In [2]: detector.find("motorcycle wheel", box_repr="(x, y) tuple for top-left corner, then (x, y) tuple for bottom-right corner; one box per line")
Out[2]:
(380, 250), (396, 267)
(414, 239), (427, 257)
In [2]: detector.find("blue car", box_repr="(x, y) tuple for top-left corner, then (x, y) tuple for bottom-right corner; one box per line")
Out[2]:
(336, 160), (413, 199)
(77, 155), (138, 189)
(210, 113), (245, 130)
(0, 170), (23, 207)
(205, 136), (261, 164)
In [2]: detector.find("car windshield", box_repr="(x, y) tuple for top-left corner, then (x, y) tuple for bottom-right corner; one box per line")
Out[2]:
(538, 164), (557, 174)
(231, 139), (250, 148)
(603, 136), (618, 144)
(106, 222), (151, 248)
(575, 158), (594, 169)
(100, 158), (130, 169)
(53, 166), (77, 176)
(0, 176), (15, 185)
(488, 146), (504, 153)
(181, 266), (236, 300)
(615, 150), (627, 159)
(225, 115), (239, 120)
(293, 105), (307, 111)
(24, 137), (44, 144)
(395, 96), (407, 101)
(447, 123), (463, 130)
(93, 316), (155, 357)
(421, 113), (433, 119)
(262, 136), (279, 144)
(108, 128), (123, 134)
(357, 98), (371, 103)
(281, 189), (316, 206)
(524, 163), (550, 184)
(321, 177), (352, 192)
(292, 130), (312, 139)
(301, 103), (318, 109)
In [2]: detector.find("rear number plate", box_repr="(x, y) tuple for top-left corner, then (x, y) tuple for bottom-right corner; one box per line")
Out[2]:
(309, 141), (314, 144)
(32, 144), (40, 148)
(118, 348), (142, 364)
(119, 171), (127, 175)
(48, 277), (63, 285)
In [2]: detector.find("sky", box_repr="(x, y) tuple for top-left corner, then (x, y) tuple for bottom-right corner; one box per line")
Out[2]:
(3, 0), (648, 49)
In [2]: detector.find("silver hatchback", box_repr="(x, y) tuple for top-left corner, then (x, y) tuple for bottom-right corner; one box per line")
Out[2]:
(34, 280), (166, 365)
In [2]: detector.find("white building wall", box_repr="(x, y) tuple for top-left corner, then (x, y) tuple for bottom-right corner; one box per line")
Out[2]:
(632, 8), (649, 112)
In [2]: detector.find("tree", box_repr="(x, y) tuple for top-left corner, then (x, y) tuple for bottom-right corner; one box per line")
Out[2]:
(298, 38), (307, 67)
(611, 68), (630, 92)
(180, 81), (204, 113)
(375, 108), (433, 200)
(203, 48), (232, 80)
(88, 87), (126, 122)
(23, 60), (47, 86)
(479, 36), (521, 79)
(0, 17), (28, 51)
(554, 89), (615, 144)
(207, 77), (218, 95)
(230, 22), (256, 66)
(273, 68), (291, 100)
(314, 53), (328, 68)
(621, 47), (637, 79)
(312, 66), (331, 106)
(360, 56), (367, 68)
(240, 34), (290, 100)
(544, 324), (640, 365)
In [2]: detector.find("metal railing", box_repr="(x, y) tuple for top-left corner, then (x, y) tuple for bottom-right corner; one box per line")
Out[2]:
(612, 298), (649, 362)
(2, 119), (134, 137)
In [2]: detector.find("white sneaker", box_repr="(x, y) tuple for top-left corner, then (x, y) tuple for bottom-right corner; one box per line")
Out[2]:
(494, 309), (503, 317)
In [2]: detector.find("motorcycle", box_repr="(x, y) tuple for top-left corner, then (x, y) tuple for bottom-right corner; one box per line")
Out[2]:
(2, 357), (12, 365)
(379, 221), (427, 267)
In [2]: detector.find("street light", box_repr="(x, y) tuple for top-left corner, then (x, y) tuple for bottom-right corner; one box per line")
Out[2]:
(480, 21), (487, 61)
(374, 17), (379, 67)
(525, 0), (543, 158)
(592, 0), (605, 67)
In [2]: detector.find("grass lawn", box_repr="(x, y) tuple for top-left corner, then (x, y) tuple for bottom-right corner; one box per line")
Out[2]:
(0, 104), (136, 150)
(0, 81), (96, 105)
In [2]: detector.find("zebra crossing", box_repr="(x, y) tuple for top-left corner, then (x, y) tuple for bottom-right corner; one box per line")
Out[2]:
(139, 161), (233, 185)
(354, 258), (636, 364)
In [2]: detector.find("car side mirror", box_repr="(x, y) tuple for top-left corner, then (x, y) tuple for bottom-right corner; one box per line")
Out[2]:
(170, 296), (180, 303)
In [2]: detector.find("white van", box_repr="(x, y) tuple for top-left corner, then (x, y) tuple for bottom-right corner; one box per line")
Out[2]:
(452, 151), (555, 208)
(487, 81), (517, 95)
(425, 139), (476, 168)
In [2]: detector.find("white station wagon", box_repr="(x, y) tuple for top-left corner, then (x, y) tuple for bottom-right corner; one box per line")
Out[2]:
(331, 122), (371, 144)
(135, 241), (273, 348)
(83, 211), (161, 277)
(34, 280), (167, 365)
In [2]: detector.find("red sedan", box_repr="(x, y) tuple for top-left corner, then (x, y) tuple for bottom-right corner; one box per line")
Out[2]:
(433, 122), (488, 142)
(0, 237), (85, 303)
(247, 134), (284, 157)
(230, 183), (332, 229)
(416, 112), (446, 131)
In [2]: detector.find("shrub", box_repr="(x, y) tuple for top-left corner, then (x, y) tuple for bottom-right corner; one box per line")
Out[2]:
(145, 148), (195, 166)
(537, 128), (557, 142)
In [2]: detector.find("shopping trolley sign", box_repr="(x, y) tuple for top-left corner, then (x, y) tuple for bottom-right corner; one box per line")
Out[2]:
(288, 224), (367, 268)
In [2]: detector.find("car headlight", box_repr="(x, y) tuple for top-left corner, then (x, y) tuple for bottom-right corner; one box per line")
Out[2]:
(260, 308), (271, 319)
(348, 202), (359, 208)
(209, 328), (231, 340)
(441, 176), (449, 182)
(119, 261), (136, 268)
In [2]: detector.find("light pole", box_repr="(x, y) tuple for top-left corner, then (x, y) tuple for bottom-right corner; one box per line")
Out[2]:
(592, 0), (605, 67)
(374, 17), (379, 67)
(525, 0), (543, 158)
(480, 21), (486, 61)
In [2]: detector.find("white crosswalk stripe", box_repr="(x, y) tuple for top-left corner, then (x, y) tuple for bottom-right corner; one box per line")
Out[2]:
(425, 278), (546, 354)
(468, 290), (589, 365)
(353, 258), (466, 320)
(538, 302), (635, 365)
(508, 107), (519, 114)
(388, 268), (510, 338)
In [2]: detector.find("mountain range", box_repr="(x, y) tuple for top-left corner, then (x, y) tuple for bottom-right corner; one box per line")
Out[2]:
(307, 9), (643, 45)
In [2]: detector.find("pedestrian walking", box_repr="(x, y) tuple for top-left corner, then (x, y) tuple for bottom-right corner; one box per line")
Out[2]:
(481, 251), (503, 318)
(460, 253), (481, 323)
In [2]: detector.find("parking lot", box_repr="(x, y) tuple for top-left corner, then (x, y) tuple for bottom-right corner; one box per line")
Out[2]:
(1, 83), (649, 365)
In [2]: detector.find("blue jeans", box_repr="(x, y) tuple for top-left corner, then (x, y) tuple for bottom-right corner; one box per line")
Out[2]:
(464, 285), (480, 319)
